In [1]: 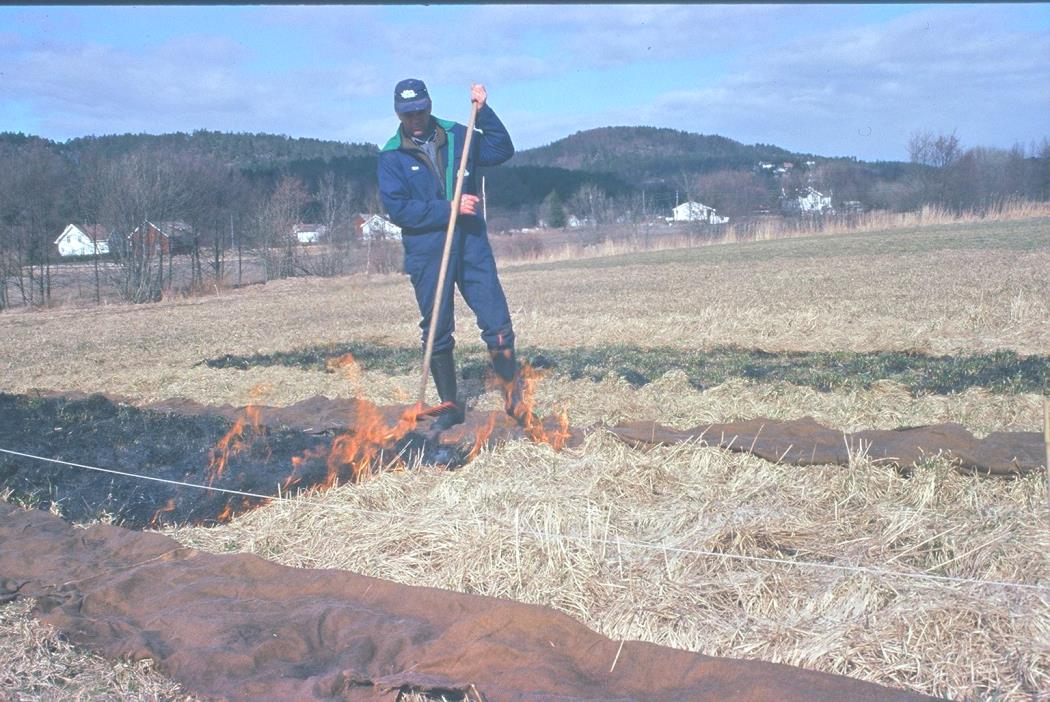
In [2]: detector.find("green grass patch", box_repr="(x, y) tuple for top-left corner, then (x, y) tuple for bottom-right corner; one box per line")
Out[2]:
(203, 343), (1048, 396)
(507, 218), (1050, 274)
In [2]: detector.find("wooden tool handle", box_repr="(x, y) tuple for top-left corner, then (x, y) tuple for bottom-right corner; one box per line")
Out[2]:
(416, 100), (481, 405)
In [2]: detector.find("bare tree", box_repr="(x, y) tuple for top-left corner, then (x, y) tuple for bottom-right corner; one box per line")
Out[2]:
(93, 149), (196, 302)
(0, 143), (18, 310)
(254, 175), (309, 280)
(305, 172), (355, 277)
(180, 155), (247, 291)
(692, 170), (772, 217)
(568, 183), (612, 244)
(907, 129), (963, 207)
(908, 130), (961, 169)
(0, 143), (68, 307)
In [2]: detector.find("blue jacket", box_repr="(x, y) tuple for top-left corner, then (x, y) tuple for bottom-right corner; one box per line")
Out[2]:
(377, 104), (514, 238)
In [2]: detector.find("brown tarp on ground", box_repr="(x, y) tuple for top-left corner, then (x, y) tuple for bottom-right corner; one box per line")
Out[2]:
(0, 503), (940, 702)
(610, 417), (1046, 476)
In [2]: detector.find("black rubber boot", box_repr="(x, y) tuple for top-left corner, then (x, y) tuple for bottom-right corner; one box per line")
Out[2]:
(489, 346), (527, 424)
(429, 350), (465, 432)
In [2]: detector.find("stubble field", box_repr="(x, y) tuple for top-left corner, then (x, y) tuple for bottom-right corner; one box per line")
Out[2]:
(1, 217), (1048, 701)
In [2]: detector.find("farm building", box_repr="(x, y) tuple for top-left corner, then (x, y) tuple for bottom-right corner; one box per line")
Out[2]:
(54, 224), (111, 257)
(292, 224), (326, 244)
(668, 201), (729, 224)
(355, 214), (402, 241)
(842, 200), (865, 214)
(780, 186), (834, 215)
(128, 221), (193, 255)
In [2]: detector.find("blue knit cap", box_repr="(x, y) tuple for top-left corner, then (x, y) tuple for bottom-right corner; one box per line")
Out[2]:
(394, 78), (432, 113)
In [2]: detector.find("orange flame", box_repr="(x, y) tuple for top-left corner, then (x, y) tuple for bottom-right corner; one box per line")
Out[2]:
(216, 500), (235, 523)
(149, 498), (176, 527)
(321, 399), (423, 487)
(208, 415), (246, 485)
(284, 446), (329, 493)
(326, 353), (362, 385)
(488, 361), (572, 450)
(467, 412), (498, 461)
(206, 398), (266, 486)
(194, 364), (576, 526)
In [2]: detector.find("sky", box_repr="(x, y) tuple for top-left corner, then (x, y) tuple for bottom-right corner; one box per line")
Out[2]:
(1, 4), (1048, 162)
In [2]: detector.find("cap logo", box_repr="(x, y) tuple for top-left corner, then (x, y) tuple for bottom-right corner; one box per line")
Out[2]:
(400, 89), (417, 99)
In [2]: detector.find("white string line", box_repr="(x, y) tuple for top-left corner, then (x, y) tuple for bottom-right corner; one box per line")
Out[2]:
(519, 529), (1049, 594)
(2, 446), (1047, 595)
(0, 448), (396, 521)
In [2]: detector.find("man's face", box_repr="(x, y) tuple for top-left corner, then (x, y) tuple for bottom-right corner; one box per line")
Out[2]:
(397, 107), (432, 138)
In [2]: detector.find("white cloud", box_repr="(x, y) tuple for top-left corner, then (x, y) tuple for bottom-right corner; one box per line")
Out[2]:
(639, 5), (1050, 159)
(0, 32), (385, 140)
(471, 4), (796, 66)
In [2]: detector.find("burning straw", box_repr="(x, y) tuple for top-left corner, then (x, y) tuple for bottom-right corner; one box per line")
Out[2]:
(155, 355), (576, 526)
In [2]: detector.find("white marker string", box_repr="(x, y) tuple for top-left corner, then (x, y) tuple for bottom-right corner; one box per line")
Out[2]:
(2, 446), (1047, 595)
(0, 447), (393, 520)
(518, 528), (1049, 593)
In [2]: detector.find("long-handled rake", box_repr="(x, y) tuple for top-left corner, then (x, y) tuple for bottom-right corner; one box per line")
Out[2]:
(416, 99), (480, 408)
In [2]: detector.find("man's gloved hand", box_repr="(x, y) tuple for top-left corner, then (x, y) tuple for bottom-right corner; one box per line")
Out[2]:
(471, 83), (487, 109)
(459, 193), (480, 216)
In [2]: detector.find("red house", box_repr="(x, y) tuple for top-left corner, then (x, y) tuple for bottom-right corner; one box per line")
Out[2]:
(128, 221), (191, 256)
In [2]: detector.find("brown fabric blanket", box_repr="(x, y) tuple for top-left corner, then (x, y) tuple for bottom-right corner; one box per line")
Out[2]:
(610, 417), (1045, 476)
(0, 502), (940, 701)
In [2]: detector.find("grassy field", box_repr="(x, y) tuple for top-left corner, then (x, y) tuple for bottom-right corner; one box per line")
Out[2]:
(1, 216), (1048, 700)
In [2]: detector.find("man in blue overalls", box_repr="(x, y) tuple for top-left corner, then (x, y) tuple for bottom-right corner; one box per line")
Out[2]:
(378, 79), (523, 431)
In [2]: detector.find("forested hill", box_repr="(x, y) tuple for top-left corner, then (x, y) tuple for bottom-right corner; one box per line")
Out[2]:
(3, 126), (1038, 228)
(512, 126), (815, 181)
(0, 130), (377, 170)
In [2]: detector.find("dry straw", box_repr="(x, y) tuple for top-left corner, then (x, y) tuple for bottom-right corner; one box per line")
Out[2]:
(2, 445), (1043, 595)
(1044, 397), (1050, 515)
(1, 214), (1048, 701)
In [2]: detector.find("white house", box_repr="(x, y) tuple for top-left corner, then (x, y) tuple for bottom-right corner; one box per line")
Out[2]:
(292, 223), (326, 244)
(780, 187), (834, 215)
(669, 201), (729, 225)
(355, 214), (402, 241)
(55, 224), (110, 257)
(565, 214), (595, 228)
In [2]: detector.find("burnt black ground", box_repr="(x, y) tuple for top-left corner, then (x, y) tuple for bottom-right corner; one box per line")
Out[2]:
(0, 393), (466, 529)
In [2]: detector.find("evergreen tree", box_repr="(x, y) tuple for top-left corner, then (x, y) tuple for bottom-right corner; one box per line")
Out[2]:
(547, 190), (566, 228)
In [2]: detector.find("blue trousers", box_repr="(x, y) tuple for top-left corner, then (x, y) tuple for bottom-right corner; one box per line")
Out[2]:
(403, 223), (514, 355)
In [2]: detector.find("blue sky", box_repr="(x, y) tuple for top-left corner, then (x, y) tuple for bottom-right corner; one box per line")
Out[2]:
(1, 4), (1047, 162)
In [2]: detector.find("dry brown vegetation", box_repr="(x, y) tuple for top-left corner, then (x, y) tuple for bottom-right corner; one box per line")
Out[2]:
(1, 216), (1048, 701)
(488, 198), (1050, 267)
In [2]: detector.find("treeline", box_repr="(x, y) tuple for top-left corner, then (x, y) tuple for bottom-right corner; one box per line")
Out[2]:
(51, 130), (376, 169)
(1, 127), (1048, 309)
